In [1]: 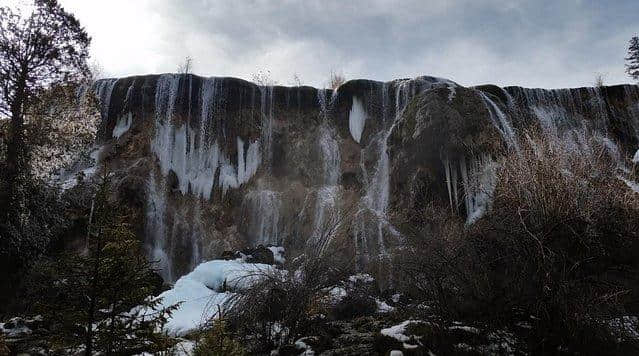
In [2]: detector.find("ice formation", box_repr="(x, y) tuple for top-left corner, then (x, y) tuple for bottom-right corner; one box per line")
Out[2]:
(349, 96), (367, 143)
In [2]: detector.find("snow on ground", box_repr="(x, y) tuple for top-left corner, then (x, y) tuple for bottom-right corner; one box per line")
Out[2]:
(268, 246), (286, 264)
(380, 320), (425, 349)
(376, 299), (395, 313)
(154, 259), (273, 336)
(608, 316), (639, 341)
(348, 273), (374, 284)
(620, 177), (639, 193)
(633, 149), (639, 163)
(295, 336), (317, 356)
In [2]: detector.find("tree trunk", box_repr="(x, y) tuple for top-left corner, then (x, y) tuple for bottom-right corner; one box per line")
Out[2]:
(85, 230), (103, 356)
(3, 72), (27, 222)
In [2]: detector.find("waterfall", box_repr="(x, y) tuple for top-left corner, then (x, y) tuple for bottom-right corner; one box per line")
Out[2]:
(307, 89), (342, 251)
(91, 72), (639, 283)
(460, 155), (498, 225)
(151, 75), (261, 199)
(260, 85), (274, 168)
(94, 78), (118, 120)
(478, 91), (519, 150)
(112, 112), (132, 138)
(146, 173), (172, 281)
(242, 190), (281, 245)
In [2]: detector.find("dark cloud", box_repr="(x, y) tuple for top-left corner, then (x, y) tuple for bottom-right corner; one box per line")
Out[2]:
(58, 0), (638, 88)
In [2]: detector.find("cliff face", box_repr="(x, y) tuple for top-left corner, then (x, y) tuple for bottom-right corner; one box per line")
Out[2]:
(92, 74), (639, 281)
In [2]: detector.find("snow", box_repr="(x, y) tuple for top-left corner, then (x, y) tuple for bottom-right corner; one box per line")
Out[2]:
(380, 320), (425, 349)
(390, 351), (404, 356)
(633, 149), (639, 163)
(295, 337), (317, 355)
(327, 286), (348, 303)
(620, 177), (639, 193)
(349, 96), (367, 144)
(154, 259), (273, 336)
(268, 246), (286, 264)
(447, 84), (456, 102)
(376, 299), (395, 313)
(449, 325), (481, 334)
(0, 317), (33, 338)
(348, 273), (374, 284)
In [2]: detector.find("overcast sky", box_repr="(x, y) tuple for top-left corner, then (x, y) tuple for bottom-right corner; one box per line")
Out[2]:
(23, 1), (639, 88)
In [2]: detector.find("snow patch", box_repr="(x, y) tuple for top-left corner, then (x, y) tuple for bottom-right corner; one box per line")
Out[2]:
(154, 259), (273, 336)
(376, 299), (395, 313)
(381, 320), (425, 349)
(268, 246), (286, 264)
(633, 149), (639, 163)
(620, 177), (639, 193)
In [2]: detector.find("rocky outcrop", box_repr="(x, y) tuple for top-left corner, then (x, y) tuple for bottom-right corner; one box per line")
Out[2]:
(90, 73), (639, 282)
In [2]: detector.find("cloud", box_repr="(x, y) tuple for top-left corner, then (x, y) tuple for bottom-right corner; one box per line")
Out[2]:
(56, 0), (638, 88)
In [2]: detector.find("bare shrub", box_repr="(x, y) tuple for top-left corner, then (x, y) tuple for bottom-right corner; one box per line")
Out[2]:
(328, 70), (346, 90)
(595, 72), (605, 87)
(289, 73), (303, 86)
(177, 56), (193, 75)
(225, 208), (355, 352)
(225, 248), (350, 351)
(400, 129), (639, 354)
(251, 69), (279, 86)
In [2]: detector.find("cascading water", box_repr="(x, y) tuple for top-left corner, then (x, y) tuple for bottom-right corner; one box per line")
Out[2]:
(94, 78), (118, 120)
(308, 89), (342, 251)
(242, 190), (281, 245)
(146, 173), (172, 281)
(92, 72), (639, 283)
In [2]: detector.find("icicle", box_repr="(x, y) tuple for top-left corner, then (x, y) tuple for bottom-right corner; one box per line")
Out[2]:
(349, 96), (367, 143)
(443, 158), (453, 210)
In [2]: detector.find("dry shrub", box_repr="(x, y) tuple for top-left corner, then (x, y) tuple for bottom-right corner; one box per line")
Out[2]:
(225, 240), (352, 352)
(476, 130), (639, 351)
(328, 70), (346, 90)
(595, 73), (605, 87)
(400, 129), (639, 354)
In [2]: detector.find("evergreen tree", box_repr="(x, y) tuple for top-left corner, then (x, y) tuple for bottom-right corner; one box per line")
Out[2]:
(36, 174), (178, 355)
(0, 0), (90, 296)
(626, 36), (639, 82)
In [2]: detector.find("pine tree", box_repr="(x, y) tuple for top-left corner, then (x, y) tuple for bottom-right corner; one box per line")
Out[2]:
(626, 36), (639, 82)
(0, 0), (90, 300)
(36, 174), (178, 355)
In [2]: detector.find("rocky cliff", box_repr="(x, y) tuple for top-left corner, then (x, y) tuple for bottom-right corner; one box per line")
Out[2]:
(90, 74), (639, 281)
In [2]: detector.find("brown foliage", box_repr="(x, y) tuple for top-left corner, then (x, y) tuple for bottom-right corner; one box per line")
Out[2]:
(399, 130), (639, 354)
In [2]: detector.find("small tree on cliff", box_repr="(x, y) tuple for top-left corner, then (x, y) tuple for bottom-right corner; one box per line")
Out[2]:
(0, 0), (90, 279)
(36, 174), (178, 355)
(626, 36), (639, 82)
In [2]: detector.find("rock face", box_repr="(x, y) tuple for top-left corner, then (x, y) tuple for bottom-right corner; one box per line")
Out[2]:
(90, 73), (639, 282)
